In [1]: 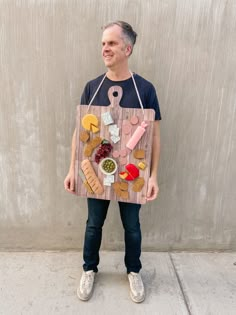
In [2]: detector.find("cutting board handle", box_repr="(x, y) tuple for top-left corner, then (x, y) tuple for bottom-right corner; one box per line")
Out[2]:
(108, 86), (123, 108)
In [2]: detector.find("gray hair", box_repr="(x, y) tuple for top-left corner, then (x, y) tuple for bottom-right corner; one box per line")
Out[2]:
(103, 21), (137, 54)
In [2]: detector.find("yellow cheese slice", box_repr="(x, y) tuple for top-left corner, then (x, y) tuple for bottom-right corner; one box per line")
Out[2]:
(138, 161), (147, 170)
(91, 124), (100, 133)
(82, 114), (99, 131)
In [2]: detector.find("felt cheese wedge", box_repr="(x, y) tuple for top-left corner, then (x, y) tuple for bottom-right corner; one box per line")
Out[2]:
(119, 164), (139, 181)
(138, 161), (147, 170)
(82, 114), (100, 133)
(91, 124), (99, 133)
(119, 172), (128, 180)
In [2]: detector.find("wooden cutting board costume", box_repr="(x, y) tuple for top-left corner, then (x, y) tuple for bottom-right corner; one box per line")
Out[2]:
(75, 71), (161, 204)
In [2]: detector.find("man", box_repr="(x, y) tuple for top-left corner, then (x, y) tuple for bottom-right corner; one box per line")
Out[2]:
(64, 21), (161, 303)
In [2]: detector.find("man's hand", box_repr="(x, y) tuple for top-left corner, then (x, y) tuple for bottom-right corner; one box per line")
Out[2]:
(64, 169), (76, 194)
(146, 177), (159, 201)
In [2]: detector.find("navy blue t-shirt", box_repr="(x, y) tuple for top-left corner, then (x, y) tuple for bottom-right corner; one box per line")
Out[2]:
(80, 73), (161, 121)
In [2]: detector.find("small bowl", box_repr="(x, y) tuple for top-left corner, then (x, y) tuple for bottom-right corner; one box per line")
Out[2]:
(99, 157), (118, 175)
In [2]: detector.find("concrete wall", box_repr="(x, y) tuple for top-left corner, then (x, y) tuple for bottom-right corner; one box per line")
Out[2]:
(0, 0), (235, 250)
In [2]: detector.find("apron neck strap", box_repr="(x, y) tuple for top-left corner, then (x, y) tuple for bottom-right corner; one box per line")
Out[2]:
(87, 70), (145, 115)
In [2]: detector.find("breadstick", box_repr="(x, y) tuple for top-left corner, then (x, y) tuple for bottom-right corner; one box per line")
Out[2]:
(81, 159), (104, 195)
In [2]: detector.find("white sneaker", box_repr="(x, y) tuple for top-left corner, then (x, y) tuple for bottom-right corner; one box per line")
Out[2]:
(128, 272), (145, 303)
(77, 270), (95, 301)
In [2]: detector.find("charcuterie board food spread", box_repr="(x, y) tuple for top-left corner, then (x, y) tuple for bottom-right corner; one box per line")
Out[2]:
(75, 86), (155, 204)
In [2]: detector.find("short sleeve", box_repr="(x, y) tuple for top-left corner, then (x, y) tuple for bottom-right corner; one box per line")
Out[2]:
(80, 82), (90, 105)
(146, 84), (162, 121)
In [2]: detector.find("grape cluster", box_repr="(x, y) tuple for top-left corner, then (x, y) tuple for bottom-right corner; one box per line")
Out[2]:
(95, 140), (113, 164)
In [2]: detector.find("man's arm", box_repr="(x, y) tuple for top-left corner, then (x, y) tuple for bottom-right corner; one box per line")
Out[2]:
(64, 128), (77, 194)
(146, 120), (161, 201)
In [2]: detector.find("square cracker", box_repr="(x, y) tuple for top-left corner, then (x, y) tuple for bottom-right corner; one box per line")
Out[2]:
(120, 191), (129, 199)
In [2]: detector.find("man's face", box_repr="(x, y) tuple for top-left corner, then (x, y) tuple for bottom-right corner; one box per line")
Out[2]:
(101, 25), (131, 70)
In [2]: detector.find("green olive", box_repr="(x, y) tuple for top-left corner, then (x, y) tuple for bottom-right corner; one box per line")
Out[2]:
(102, 159), (115, 173)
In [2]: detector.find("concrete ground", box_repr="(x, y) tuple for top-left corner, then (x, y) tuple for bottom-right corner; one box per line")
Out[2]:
(0, 251), (235, 315)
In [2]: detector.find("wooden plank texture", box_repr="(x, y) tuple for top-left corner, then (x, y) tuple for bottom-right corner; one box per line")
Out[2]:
(75, 86), (155, 204)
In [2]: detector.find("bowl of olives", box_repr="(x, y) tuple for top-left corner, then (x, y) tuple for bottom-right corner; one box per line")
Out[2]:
(99, 157), (118, 175)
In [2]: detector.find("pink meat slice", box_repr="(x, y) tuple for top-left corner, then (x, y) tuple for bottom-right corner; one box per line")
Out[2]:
(122, 120), (130, 125)
(123, 124), (132, 135)
(120, 149), (127, 157)
(112, 150), (120, 158)
(119, 156), (127, 165)
(130, 115), (139, 125)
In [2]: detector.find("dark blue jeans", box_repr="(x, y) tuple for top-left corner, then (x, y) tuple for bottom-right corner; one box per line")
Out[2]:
(83, 198), (142, 273)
